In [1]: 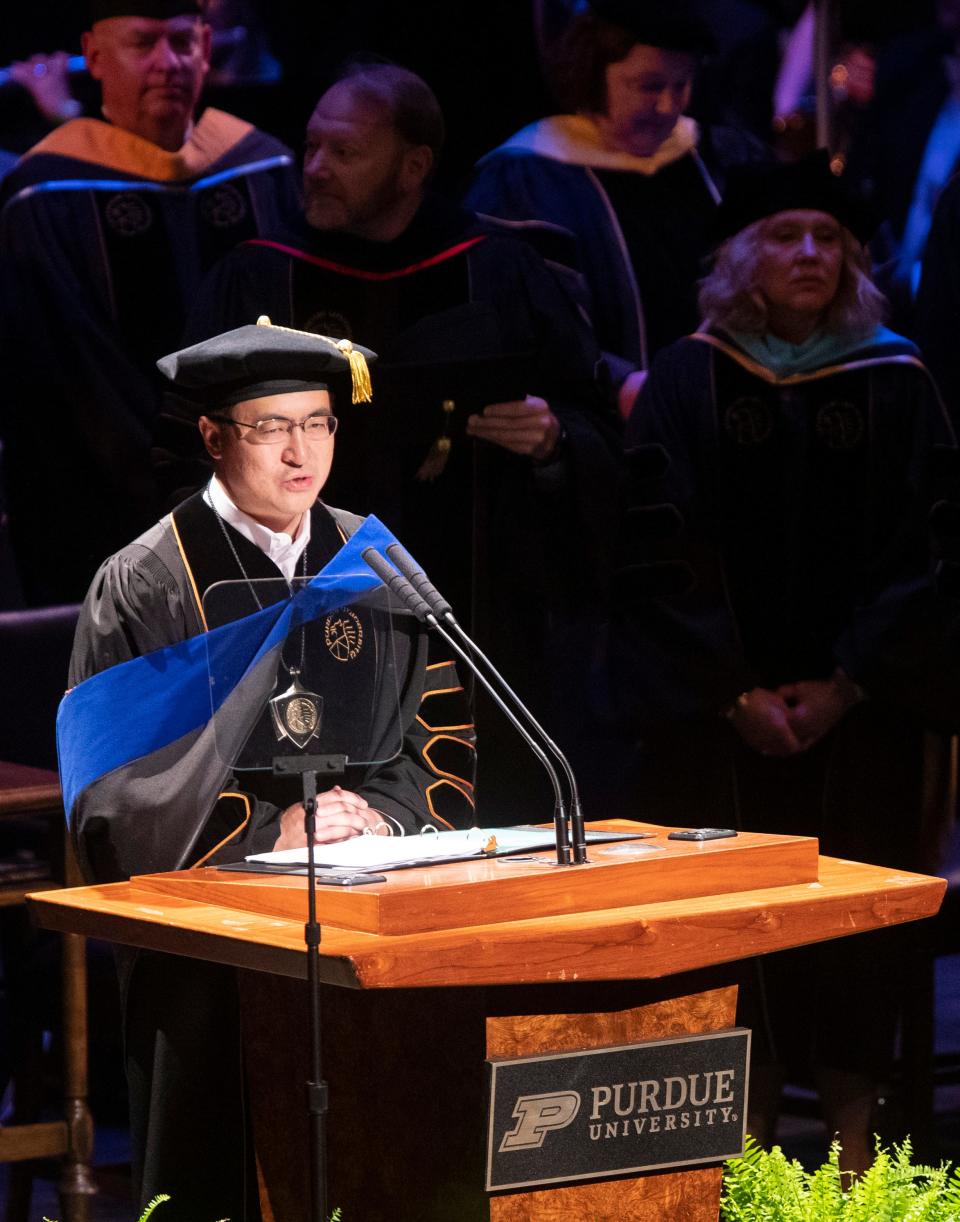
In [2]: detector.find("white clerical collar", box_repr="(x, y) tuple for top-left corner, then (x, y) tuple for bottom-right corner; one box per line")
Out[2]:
(206, 477), (311, 584)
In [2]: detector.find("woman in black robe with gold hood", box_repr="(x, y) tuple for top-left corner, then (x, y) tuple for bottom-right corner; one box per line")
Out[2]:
(611, 151), (960, 1170)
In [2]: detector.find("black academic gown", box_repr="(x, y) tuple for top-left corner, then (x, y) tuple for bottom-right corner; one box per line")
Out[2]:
(611, 328), (960, 1078)
(183, 196), (621, 823)
(464, 117), (768, 385)
(68, 493), (469, 1221)
(0, 109), (300, 605)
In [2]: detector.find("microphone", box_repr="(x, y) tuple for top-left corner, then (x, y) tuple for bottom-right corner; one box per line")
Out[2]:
(384, 542), (587, 865)
(367, 545), (586, 865)
(385, 543), (453, 620)
(361, 547), (435, 622)
(362, 547), (576, 865)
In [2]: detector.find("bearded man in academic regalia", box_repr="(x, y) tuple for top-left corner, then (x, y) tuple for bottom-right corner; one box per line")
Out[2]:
(185, 61), (619, 824)
(0, 0), (299, 606)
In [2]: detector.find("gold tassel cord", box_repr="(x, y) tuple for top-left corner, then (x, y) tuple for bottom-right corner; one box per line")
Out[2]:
(256, 314), (319, 338)
(337, 339), (373, 405)
(255, 314), (373, 404)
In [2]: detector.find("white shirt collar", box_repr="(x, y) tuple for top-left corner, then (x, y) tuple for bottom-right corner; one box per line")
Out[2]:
(206, 476), (311, 584)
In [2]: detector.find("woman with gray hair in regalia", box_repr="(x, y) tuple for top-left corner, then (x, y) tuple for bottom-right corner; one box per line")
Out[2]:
(612, 150), (960, 1171)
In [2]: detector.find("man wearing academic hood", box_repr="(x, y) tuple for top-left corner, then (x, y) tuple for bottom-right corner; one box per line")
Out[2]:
(0, 0), (299, 606)
(67, 320), (469, 1220)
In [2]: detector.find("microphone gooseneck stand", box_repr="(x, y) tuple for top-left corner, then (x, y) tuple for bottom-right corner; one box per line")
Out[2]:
(362, 546), (587, 866)
(434, 618), (574, 865)
(385, 543), (589, 865)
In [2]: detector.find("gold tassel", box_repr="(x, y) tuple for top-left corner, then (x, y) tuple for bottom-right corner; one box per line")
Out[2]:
(336, 339), (373, 404)
(255, 315), (373, 404)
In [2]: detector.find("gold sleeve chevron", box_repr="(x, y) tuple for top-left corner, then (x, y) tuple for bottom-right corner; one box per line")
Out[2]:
(418, 658), (476, 829)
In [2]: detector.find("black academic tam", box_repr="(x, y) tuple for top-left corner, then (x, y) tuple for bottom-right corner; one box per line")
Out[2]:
(156, 320), (378, 411)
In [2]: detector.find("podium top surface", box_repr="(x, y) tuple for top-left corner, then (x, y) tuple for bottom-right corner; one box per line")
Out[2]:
(124, 821), (821, 936)
(29, 822), (945, 990)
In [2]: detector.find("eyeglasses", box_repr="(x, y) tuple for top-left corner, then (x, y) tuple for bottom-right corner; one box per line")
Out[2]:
(211, 412), (339, 445)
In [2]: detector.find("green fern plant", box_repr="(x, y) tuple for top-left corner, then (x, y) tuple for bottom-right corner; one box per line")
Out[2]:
(44, 1195), (179, 1222)
(138, 1198), (176, 1222)
(721, 1136), (960, 1221)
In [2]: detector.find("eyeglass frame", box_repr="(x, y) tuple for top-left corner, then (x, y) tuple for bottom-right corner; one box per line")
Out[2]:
(208, 410), (339, 444)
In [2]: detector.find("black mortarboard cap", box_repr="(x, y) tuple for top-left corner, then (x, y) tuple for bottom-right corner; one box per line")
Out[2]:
(157, 317), (376, 411)
(588, 0), (716, 55)
(712, 150), (875, 245)
(92, 0), (203, 22)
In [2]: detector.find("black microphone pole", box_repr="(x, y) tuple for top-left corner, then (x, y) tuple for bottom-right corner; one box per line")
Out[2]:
(361, 548), (575, 865)
(302, 766), (327, 1222)
(384, 543), (588, 865)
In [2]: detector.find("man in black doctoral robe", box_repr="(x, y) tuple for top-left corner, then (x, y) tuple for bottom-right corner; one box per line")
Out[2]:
(186, 62), (620, 823)
(0, 0), (299, 605)
(66, 321), (472, 1220)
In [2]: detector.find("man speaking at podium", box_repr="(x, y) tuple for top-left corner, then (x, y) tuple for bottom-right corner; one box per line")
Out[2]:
(64, 320), (472, 1220)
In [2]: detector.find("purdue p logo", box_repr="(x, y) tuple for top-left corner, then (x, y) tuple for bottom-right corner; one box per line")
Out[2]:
(499, 1091), (581, 1152)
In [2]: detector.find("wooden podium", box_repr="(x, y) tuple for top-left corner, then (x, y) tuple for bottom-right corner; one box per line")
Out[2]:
(29, 822), (945, 1221)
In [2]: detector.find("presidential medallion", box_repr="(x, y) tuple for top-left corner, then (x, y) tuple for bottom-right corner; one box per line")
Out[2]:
(270, 670), (324, 749)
